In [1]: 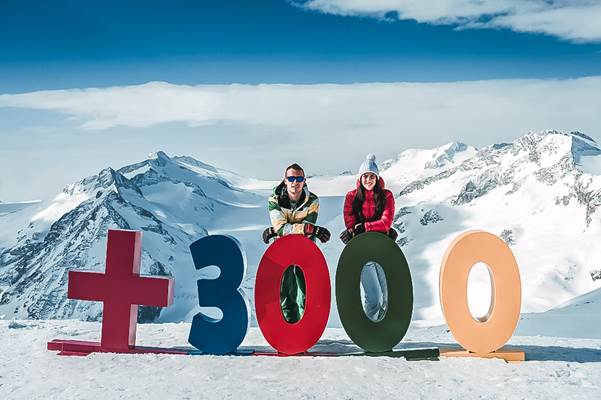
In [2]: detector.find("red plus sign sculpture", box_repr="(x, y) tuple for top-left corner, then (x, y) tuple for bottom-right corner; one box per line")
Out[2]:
(48, 229), (182, 356)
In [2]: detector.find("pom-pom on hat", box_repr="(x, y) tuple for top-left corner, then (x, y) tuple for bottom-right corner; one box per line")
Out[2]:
(358, 153), (379, 177)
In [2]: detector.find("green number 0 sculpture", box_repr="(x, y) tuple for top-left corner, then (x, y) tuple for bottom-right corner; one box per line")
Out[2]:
(336, 232), (413, 353)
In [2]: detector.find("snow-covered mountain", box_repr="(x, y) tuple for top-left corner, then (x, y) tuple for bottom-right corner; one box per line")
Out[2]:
(378, 130), (601, 324)
(1, 130), (601, 327)
(0, 151), (266, 321)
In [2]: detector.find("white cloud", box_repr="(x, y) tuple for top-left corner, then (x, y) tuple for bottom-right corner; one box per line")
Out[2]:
(2, 77), (601, 201)
(1, 78), (601, 138)
(293, 0), (601, 43)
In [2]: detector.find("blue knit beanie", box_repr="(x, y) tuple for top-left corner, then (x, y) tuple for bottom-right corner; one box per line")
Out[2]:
(358, 154), (379, 177)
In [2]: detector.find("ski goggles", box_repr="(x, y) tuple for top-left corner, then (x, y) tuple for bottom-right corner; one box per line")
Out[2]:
(286, 176), (305, 183)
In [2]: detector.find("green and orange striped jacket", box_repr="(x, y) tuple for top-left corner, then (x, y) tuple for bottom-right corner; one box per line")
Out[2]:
(268, 180), (320, 236)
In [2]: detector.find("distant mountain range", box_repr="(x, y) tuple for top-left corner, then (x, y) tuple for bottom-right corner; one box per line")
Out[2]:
(1, 130), (600, 327)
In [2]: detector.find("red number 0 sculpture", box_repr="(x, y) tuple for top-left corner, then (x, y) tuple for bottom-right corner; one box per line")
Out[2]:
(254, 235), (331, 355)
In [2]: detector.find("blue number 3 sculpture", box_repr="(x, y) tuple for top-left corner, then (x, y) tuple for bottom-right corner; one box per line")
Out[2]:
(188, 235), (250, 354)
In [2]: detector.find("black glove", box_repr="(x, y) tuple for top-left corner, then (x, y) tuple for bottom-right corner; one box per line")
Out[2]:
(353, 223), (366, 235)
(314, 226), (331, 243)
(304, 224), (331, 243)
(340, 229), (354, 244)
(340, 223), (366, 245)
(262, 227), (277, 244)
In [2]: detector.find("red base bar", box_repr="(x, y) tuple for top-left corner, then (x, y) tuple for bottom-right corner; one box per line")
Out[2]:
(47, 339), (190, 356)
(48, 340), (439, 359)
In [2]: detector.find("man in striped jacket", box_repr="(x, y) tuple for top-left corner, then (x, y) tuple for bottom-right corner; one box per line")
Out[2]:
(262, 163), (330, 323)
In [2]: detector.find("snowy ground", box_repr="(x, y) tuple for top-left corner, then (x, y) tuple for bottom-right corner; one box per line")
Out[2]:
(2, 319), (601, 399)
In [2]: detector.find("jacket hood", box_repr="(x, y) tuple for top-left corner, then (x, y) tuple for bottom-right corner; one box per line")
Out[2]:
(273, 179), (286, 196)
(273, 179), (310, 207)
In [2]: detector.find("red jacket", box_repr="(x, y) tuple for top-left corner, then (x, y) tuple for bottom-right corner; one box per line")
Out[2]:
(343, 177), (395, 232)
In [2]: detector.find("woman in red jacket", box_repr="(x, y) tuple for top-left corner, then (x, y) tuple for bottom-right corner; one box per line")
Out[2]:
(340, 154), (397, 321)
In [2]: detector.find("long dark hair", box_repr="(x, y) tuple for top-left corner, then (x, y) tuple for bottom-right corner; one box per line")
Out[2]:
(352, 179), (386, 222)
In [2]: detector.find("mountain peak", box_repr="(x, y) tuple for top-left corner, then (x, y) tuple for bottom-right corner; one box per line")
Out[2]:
(173, 155), (218, 173)
(441, 141), (468, 151)
(97, 166), (117, 183)
(424, 141), (471, 169)
(533, 129), (598, 146)
(511, 130), (600, 167)
(544, 130), (600, 163)
(96, 167), (128, 189)
(148, 150), (170, 161)
(73, 166), (143, 199)
(569, 131), (596, 143)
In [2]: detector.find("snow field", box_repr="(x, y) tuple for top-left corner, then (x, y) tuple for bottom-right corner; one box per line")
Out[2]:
(1, 320), (601, 399)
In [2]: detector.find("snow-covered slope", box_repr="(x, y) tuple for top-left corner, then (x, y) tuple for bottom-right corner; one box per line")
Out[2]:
(517, 286), (601, 339)
(1, 130), (600, 328)
(0, 200), (40, 217)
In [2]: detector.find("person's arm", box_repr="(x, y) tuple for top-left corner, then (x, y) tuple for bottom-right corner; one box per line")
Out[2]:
(301, 195), (319, 227)
(343, 191), (358, 229)
(301, 196), (330, 243)
(268, 194), (292, 235)
(364, 190), (395, 232)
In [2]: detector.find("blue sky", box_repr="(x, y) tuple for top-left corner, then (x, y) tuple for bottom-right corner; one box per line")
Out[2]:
(1, 0), (601, 201)
(1, 0), (600, 92)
